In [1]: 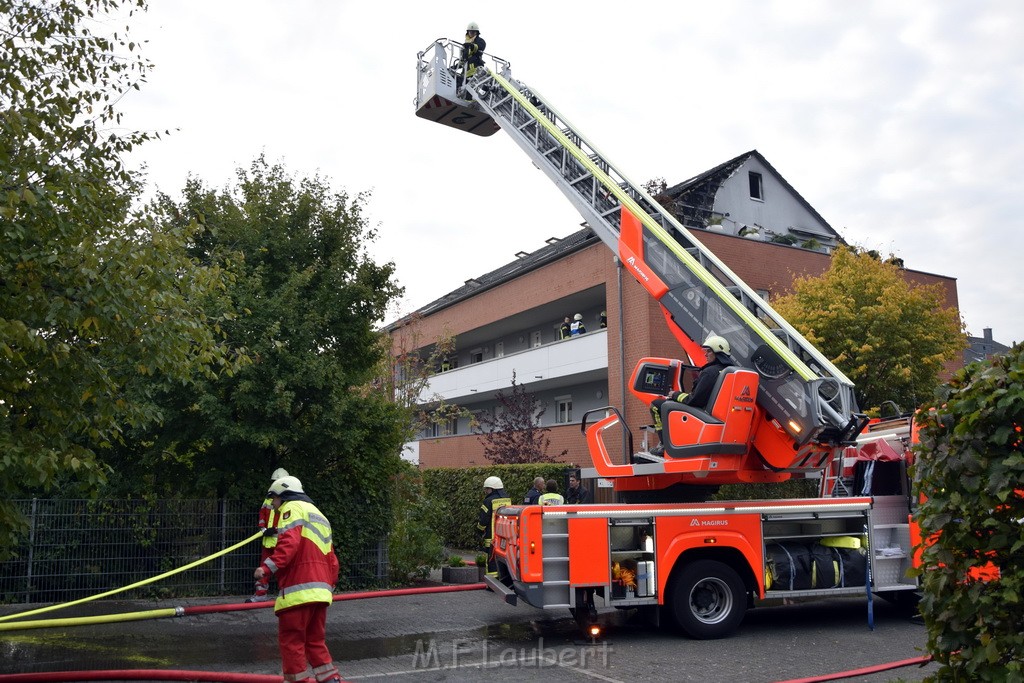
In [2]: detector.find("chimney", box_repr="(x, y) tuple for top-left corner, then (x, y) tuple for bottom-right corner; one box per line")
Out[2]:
(984, 328), (993, 342)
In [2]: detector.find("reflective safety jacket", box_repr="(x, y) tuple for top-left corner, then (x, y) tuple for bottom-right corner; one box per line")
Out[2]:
(477, 490), (511, 547)
(263, 497), (339, 613)
(258, 496), (279, 550)
(538, 492), (564, 506)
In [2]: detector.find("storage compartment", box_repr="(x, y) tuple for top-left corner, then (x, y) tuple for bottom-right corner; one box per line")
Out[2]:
(870, 523), (915, 588)
(766, 538), (867, 591)
(762, 505), (873, 595)
(607, 518), (657, 603)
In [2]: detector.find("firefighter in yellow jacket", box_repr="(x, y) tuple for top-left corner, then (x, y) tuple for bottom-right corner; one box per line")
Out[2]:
(477, 476), (511, 576)
(254, 476), (341, 683)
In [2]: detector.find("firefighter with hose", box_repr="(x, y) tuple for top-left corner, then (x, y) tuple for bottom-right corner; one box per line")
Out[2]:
(249, 467), (290, 602)
(254, 475), (341, 683)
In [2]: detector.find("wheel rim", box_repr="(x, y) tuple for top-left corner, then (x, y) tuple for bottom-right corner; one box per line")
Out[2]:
(688, 576), (733, 625)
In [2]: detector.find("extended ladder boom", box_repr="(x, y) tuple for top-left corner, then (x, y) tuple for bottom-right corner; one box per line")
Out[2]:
(415, 39), (862, 454)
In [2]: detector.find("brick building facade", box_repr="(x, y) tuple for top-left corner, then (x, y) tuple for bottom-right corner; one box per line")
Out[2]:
(387, 152), (960, 474)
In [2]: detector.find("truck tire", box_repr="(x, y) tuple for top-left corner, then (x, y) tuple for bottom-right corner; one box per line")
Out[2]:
(667, 559), (746, 639)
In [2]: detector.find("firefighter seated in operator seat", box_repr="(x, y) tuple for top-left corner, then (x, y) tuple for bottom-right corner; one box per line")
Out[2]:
(649, 335), (736, 456)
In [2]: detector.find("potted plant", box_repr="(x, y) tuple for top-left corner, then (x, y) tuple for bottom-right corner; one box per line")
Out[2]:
(441, 555), (478, 584)
(475, 553), (489, 581)
(705, 215), (726, 232)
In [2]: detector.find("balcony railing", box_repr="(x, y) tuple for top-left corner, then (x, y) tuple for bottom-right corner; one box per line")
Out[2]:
(420, 329), (608, 403)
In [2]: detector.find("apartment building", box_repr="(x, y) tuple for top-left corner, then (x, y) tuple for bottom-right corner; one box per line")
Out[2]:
(388, 151), (960, 471)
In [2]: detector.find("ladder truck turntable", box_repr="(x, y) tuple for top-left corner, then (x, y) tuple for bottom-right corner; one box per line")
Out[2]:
(415, 38), (921, 638)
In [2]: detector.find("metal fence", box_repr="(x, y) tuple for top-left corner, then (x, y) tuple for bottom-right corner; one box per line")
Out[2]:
(0, 499), (389, 605)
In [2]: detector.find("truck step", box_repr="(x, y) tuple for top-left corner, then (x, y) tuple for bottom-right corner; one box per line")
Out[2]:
(632, 450), (665, 464)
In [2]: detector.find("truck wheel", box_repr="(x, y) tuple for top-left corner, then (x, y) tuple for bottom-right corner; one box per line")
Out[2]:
(667, 559), (746, 639)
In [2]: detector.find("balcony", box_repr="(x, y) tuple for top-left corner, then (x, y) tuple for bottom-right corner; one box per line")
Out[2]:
(420, 329), (608, 404)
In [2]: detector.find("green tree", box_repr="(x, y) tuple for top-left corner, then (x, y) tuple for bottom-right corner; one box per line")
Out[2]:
(913, 343), (1024, 681)
(106, 158), (406, 567)
(385, 320), (467, 441)
(379, 321), (473, 579)
(0, 0), (234, 556)
(387, 461), (445, 582)
(771, 246), (965, 413)
(475, 372), (568, 464)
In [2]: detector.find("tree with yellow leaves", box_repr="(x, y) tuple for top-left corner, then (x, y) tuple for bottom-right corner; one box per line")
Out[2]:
(771, 247), (965, 413)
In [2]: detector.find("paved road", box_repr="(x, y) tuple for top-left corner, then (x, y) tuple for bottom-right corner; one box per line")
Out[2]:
(1, 588), (937, 682)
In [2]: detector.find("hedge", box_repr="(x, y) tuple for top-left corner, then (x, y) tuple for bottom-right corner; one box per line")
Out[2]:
(423, 463), (573, 549)
(913, 342), (1024, 681)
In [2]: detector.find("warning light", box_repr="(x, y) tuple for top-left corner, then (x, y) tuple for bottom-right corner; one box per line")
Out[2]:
(530, 541), (536, 554)
(788, 420), (802, 434)
(589, 625), (602, 638)
(704, 537), (717, 544)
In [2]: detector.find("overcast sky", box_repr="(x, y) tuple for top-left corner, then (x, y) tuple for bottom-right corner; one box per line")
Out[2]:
(118, 1), (1024, 346)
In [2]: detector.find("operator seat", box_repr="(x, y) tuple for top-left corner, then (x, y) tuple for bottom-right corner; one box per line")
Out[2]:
(658, 367), (759, 458)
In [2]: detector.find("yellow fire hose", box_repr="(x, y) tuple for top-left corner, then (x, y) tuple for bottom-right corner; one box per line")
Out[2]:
(0, 607), (183, 631)
(0, 530), (262, 628)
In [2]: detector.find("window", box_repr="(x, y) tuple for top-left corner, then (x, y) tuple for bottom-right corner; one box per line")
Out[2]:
(495, 341), (504, 358)
(443, 416), (458, 436)
(428, 415), (458, 437)
(470, 348), (485, 364)
(748, 171), (763, 200)
(555, 395), (573, 424)
(531, 330), (542, 348)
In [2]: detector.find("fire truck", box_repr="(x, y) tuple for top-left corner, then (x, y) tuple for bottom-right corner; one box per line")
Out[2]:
(415, 38), (920, 638)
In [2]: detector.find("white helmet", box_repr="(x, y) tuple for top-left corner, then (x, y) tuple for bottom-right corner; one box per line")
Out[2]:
(574, 313), (583, 321)
(270, 467), (289, 481)
(466, 22), (480, 32)
(484, 475), (503, 490)
(269, 476), (304, 496)
(702, 335), (730, 355)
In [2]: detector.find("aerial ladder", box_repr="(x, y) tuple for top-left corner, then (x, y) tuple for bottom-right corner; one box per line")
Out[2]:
(415, 39), (867, 492)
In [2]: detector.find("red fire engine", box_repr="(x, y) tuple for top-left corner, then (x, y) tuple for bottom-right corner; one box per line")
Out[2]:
(415, 38), (920, 637)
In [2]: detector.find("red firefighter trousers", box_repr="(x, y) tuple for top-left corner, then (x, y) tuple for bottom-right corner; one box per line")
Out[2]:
(276, 602), (338, 682)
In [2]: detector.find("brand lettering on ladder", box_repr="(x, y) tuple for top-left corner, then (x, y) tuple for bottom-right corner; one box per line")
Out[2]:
(626, 256), (651, 283)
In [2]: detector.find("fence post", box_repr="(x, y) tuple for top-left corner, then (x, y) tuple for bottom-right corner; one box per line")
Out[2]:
(25, 498), (38, 603)
(219, 499), (227, 593)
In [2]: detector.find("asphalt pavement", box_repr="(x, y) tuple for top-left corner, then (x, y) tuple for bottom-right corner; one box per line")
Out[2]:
(0, 580), (938, 682)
